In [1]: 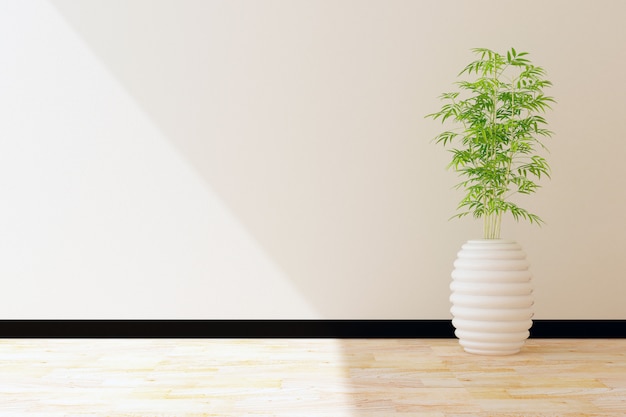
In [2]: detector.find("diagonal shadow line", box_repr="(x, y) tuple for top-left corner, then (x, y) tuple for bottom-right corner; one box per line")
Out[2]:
(45, 0), (464, 323)
(45, 0), (325, 319)
(40, 4), (394, 415)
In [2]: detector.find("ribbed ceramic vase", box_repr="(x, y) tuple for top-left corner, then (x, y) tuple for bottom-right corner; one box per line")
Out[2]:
(450, 239), (534, 355)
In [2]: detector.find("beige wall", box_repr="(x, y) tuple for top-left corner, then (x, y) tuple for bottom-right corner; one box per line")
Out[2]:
(2, 0), (625, 318)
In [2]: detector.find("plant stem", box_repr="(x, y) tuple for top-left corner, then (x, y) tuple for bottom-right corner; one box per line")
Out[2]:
(484, 53), (501, 240)
(483, 210), (503, 239)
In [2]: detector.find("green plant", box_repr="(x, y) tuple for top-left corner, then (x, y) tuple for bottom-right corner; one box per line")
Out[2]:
(427, 47), (555, 239)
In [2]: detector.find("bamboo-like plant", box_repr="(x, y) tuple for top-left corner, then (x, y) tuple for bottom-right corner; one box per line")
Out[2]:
(427, 47), (555, 239)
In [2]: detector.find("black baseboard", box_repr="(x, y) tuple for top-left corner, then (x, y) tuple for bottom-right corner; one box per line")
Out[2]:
(0, 320), (624, 338)
(529, 320), (626, 338)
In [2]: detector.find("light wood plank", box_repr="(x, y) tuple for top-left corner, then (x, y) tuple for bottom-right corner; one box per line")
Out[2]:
(0, 339), (624, 416)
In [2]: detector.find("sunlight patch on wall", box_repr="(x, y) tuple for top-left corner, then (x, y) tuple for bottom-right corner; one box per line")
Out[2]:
(0, 0), (317, 318)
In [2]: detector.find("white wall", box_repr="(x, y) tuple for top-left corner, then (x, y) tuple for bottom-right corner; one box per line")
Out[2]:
(2, 0), (625, 319)
(0, 0), (317, 318)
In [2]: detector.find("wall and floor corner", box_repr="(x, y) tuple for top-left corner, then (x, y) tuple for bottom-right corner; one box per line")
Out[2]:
(1, 0), (626, 333)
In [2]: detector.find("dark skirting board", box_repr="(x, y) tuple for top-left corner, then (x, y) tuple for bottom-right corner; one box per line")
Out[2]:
(0, 320), (624, 338)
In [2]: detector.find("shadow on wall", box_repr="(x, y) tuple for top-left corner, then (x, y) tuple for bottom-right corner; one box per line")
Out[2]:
(32, 0), (626, 320)
(45, 0), (460, 319)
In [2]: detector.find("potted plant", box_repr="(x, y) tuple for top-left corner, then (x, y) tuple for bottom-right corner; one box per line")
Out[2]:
(427, 47), (555, 355)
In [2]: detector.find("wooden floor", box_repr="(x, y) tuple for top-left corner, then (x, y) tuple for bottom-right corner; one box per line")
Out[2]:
(0, 339), (624, 416)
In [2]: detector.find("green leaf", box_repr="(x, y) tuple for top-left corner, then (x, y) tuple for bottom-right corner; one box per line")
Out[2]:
(426, 47), (554, 237)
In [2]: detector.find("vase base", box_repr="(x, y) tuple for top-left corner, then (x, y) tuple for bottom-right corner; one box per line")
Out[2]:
(463, 347), (522, 356)
(458, 338), (526, 355)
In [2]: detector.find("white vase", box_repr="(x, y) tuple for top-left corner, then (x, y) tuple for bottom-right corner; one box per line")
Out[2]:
(450, 239), (534, 355)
